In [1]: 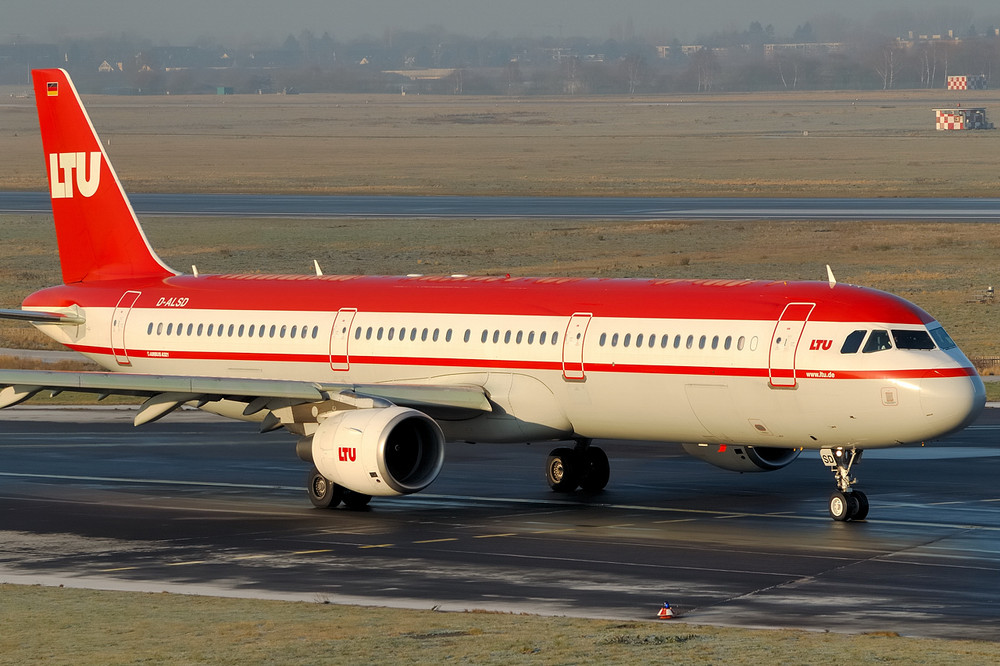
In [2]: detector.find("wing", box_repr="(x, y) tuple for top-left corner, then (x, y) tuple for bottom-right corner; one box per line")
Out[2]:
(0, 368), (492, 430)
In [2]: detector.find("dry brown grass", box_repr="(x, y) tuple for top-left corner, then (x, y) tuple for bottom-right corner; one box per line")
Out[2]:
(1, 585), (997, 665)
(2, 89), (1000, 197)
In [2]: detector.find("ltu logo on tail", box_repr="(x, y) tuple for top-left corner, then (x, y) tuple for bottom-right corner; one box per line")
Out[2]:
(48, 152), (101, 199)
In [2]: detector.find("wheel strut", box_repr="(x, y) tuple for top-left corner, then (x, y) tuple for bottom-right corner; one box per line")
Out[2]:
(820, 447), (868, 522)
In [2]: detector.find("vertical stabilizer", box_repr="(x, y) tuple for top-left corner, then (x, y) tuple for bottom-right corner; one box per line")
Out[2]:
(31, 69), (176, 283)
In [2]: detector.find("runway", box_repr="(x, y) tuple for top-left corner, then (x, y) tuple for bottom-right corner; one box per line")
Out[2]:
(3, 192), (1000, 221)
(1, 406), (998, 640)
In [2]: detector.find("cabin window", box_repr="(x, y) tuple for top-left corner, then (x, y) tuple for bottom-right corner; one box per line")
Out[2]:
(312, 326), (319, 339)
(237, 324), (245, 337)
(446, 329), (453, 342)
(147, 322), (153, 335)
(841, 330), (867, 354)
(686, 335), (694, 349)
(259, 325), (266, 338)
(673, 335), (681, 349)
(291, 325), (299, 339)
(540, 331), (547, 345)
(492, 330), (500, 344)
(410, 328), (418, 341)
(551, 331), (559, 344)
(206, 324), (213, 336)
(156, 323), (163, 335)
(711, 335), (719, 350)
(421, 328), (429, 342)
(893, 329), (935, 350)
(515, 331), (523, 344)
(226, 324), (234, 337)
(737, 335), (746, 351)
(862, 329), (892, 353)
(724, 335), (732, 350)
(376, 327), (383, 341)
(698, 335), (706, 349)
(166, 323), (173, 335)
(365, 327), (373, 340)
(611, 333), (619, 347)
(599, 332), (607, 346)
(433, 328), (440, 342)
(388, 327), (395, 341)
(660, 334), (668, 348)
(186, 323), (193, 336)
(624, 333), (632, 347)
(481, 330), (488, 343)
(463, 329), (470, 343)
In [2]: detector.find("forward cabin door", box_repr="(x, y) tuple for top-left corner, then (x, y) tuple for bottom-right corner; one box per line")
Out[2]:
(329, 308), (357, 371)
(562, 312), (592, 380)
(111, 290), (142, 366)
(768, 302), (815, 388)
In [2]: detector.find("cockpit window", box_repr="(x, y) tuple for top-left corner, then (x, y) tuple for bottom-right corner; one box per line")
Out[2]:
(840, 330), (866, 354)
(929, 326), (957, 350)
(892, 329), (935, 350)
(862, 329), (892, 353)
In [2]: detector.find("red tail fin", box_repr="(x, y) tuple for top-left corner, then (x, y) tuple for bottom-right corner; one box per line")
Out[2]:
(31, 69), (176, 284)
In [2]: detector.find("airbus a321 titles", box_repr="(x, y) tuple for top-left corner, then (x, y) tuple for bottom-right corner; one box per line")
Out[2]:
(0, 69), (985, 521)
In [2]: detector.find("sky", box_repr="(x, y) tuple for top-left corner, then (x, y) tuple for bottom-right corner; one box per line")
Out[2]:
(5, 1), (1000, 44)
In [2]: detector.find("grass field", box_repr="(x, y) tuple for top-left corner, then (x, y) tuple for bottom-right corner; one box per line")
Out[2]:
(1, 89), (999, 659)
(2, 88), (1000, 197)
(2, 585), (998, 665)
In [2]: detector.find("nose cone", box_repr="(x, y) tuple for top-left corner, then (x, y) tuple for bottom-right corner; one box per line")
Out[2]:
(919, 368), (985, 440)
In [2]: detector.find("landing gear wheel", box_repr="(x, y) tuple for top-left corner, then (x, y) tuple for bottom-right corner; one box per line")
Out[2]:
(546, 447), (581, 492)
(307, 468), (343, 509)
(851, 490), (870, 521)
(341, 489), (373, 510)
(829, 491), (851, 521)
(579, 447), (610, 492)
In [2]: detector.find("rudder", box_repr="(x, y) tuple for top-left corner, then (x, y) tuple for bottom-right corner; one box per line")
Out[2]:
(32, 69), (176, 284)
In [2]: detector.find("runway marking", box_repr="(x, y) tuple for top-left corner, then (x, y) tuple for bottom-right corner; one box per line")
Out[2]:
(474, 533), (517, 539)
(413, 538), (459, 544)
(232, 554), (270, 560)
(359, 544), (393, 549)
(291, 549), (334, 555)
(165, 560), (207, 566)
(0, 471), (292, 491)
(98, 566), (139, 572)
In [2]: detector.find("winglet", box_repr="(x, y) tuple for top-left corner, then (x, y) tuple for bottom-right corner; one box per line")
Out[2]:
(31, 69), (177, 284)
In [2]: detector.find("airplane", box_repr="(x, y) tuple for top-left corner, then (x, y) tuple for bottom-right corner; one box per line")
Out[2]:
(0, 68), (985, 522)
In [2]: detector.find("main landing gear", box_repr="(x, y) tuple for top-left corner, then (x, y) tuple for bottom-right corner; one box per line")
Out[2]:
(546, 439), (610, 493)
(820, 447), (869, 522)
(306, 467), (372, 510)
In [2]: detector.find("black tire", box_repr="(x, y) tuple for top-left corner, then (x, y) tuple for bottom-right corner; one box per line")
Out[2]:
(579, 447), (610, 492)
(342, 489), (373, 510)
(307, 468), (342, 509)
(829, 490), (851, 521)
(546, 447), (581, 492)
(851, 490), (870, 521)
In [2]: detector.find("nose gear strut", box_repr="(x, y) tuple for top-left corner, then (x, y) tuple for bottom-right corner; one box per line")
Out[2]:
(820, 447), (869, 521)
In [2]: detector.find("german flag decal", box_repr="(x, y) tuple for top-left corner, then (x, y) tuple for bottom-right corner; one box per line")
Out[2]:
(47, 81), (59, 96)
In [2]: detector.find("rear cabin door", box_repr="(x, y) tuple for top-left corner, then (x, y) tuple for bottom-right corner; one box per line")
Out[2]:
(329, 308), (357, 371)
(768, 302), (815, 388)
(111, 290), (142, 366)
(562, 312), (592, 380)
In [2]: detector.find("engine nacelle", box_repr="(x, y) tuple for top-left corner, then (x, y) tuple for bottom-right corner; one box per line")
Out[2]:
(682, 443), (800, 472)
(309, 406), (445, 497)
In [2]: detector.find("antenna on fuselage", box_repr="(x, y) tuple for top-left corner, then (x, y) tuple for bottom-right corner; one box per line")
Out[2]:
(313, 260), (323, 276)
(826, 264), (837, 288)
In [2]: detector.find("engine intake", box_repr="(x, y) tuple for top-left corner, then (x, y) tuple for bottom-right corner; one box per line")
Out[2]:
(308, 406), (445, 496)
(682, 443), (800, 472)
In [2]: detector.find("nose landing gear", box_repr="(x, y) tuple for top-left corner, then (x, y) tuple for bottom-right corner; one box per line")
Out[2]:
(820, 447), (869, 521)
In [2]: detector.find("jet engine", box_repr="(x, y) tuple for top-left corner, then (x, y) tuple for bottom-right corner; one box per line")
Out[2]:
(682, 443), (800, 472)
(307, 406), (445, 496)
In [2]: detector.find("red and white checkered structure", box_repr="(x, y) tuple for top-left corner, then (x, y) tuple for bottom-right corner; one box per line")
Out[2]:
(947, 75), (987, 90)
(935, 110), (966, 130)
